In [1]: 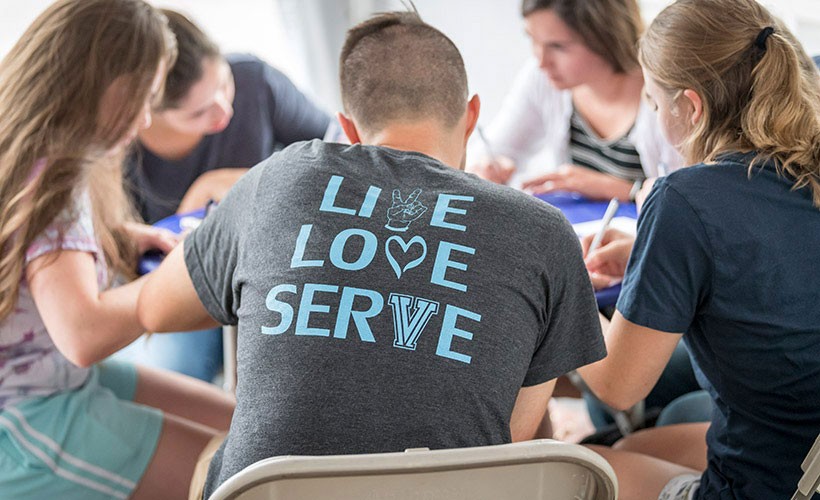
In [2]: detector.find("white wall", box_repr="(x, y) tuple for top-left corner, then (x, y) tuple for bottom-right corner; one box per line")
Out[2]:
(409, 0), (532, 127)
(271, 0), (820, 122)
(2, 0), (819, 122)
(0, 0), (299, 92)
(411, 0), (820, 125)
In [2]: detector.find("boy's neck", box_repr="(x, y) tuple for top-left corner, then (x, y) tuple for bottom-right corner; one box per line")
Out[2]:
(364, 121), (465, 170)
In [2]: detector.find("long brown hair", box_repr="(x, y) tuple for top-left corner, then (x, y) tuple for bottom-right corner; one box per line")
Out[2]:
(0, 0), (176, 320)
(639, 0), (820, 206)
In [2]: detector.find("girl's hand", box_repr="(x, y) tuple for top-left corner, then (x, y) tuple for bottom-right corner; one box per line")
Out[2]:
(123, 222), (179, 254)
(580, 228), (635, 289)
(466, 155), (516, 185)
(522, 164), (633, 201)
(177, 168), (247, 214)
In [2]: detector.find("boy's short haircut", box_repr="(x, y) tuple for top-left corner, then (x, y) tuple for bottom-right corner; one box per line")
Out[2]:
(339, 11), (468, 133)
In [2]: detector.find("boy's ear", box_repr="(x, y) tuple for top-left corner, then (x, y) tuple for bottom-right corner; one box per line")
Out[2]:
(463, 94), (481, 144)
(337, 112), (361, 144)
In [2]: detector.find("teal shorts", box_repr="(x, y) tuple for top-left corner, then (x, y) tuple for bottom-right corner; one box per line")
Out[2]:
(0, 360), (163, 499)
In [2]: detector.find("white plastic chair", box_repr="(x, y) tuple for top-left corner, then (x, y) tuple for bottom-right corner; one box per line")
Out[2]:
(793, 432), (820, 500)
(208, 439), (617, 500)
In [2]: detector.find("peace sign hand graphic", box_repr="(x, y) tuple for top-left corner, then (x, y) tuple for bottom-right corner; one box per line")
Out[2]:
(385, 188), (427, 232)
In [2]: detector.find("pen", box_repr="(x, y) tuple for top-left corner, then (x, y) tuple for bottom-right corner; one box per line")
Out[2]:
(588, 198), (620, 254)
(205, 198), (218, 217)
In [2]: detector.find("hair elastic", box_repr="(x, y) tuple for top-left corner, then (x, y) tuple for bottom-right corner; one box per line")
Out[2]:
(755, 27), (775, 50)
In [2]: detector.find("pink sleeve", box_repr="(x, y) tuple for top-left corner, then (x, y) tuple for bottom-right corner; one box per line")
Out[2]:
(25, 193), (100, 265)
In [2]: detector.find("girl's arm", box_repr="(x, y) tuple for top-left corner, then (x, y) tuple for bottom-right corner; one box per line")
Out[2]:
(138, 241), (220, 334)
(510, 379), (557, 442)
(176, 168), (249, 214)
(26, 250), (147, 367)
(577, 311), (682, 410)
(521, 164), (635, 201)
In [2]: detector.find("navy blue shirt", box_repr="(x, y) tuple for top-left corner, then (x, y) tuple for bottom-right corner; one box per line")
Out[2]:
(618, 153), (820, 499)
(127, 54), (331, 223)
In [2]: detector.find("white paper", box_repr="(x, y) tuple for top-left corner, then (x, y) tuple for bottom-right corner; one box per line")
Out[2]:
(572, 216), (637, 237)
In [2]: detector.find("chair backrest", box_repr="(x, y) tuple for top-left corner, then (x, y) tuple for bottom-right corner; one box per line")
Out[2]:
(208, 439), (617, 500)
(793, 433), (820, 500)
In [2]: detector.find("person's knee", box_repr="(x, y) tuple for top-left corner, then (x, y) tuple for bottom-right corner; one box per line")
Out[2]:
(584, 443), (699, 500)
(612, 427), (654, 453)
(655, 390), (712, 427)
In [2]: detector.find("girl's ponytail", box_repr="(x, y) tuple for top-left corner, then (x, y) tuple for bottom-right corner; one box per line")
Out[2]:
(745, 29), (820, 205)
(639, 0), (820, 207)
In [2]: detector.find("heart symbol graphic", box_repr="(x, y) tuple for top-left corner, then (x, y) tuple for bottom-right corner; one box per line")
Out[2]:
(385, 236), (427, 279)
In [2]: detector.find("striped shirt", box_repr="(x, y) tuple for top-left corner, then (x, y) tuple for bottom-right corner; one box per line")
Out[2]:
(569, 109), (644, 181)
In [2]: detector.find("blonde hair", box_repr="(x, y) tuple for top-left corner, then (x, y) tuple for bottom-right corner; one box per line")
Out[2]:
(639, 0), (820, 206)
(0, 0), (176, 320)
(521, 0), (644, 74)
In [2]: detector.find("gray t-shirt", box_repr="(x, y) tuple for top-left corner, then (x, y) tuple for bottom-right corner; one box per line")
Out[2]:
(185, 140), (605, 496)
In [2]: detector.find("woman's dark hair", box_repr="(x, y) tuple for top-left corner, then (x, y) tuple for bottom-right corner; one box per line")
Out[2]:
(521, 0), (643, 73)
(157, 9), (220, 110)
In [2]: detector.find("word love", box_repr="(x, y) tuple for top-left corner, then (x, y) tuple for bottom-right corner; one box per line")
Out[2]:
(264, 175), (483, 365)
(290, 175), (476, 291)
(264, 285), (480, 364)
